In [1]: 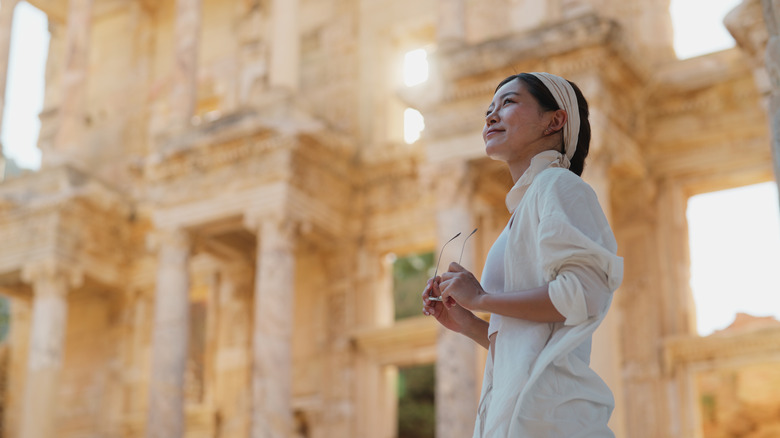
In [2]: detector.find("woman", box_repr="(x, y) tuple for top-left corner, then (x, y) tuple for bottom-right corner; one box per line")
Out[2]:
(422, 72), (623, 437)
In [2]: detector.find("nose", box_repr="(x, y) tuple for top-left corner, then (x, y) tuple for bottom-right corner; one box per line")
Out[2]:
(485, 109), (498, 125)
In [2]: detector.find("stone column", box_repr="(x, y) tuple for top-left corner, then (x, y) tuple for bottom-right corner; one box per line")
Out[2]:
(236, 1), (267, 107)
(170, 0), (201, 130)
(50, 0), (93, 165)
(18, 260), (82, 438)
(761, 0), (780, 201)
(249, 217), (297, 438)
(433, 162), (479, 438)
(0, 0), (19, 179)
(146, 229), (192, 438)
(582, 152), (627, 438)
(437, 0), (465, 50)
(269, 0), (299, 91)
(213, 266), (252, 437)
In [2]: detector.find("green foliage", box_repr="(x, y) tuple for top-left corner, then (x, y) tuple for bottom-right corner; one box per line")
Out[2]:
(393, 254), (436, 436)
(397, 364), (435, 438)
(700, 394), (717, 422)
(393, 252), (435, 321)
(0, 297), (9, 343)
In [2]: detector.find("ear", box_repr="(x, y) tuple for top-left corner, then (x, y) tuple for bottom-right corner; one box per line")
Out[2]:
(548, 109), (567, 132)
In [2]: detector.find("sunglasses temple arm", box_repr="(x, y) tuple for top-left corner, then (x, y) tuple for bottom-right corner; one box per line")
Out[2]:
(457, 228), (478, 265)
(433, 232), (461, 278)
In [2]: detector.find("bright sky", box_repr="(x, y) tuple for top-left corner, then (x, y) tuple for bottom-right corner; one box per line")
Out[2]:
(3, 1), (779, 336)
(1, 1), (47, 169)
(688, 183), (780, 335)
(670, 0), (743, 59)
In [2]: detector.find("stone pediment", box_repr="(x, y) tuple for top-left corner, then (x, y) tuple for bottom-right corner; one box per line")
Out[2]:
(0, 165), (136, 290)
(438, 12), (618, 82)
(145, 104), (356, 201)
(146, 109), (358, 247)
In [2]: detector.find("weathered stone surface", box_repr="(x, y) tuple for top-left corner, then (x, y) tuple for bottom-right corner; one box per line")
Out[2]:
(0, 1), (776, 438)
(146, 228), (192, 438)
(18, 260), (81, 438)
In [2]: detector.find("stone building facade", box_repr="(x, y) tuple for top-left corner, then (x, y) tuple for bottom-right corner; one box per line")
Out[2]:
(0, 0), (778, 437)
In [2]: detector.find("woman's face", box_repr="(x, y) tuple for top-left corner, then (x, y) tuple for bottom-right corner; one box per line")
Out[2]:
(482, 79), (551, 163)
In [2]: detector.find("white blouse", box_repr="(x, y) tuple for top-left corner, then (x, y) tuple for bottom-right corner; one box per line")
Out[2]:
(474, 150), (624, 438)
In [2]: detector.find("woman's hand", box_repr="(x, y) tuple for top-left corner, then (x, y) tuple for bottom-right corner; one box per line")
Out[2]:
(422, 276), (477, 334)
(439, 262), (487, 311)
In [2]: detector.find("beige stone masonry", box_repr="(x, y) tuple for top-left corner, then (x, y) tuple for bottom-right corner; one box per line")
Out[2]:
(436, 0), (465, 49)
(269, 0), (299, 91)
(432, 162), (480, 438)
(170, 0), (201, 131)
(249, 216), (298, 438)
(49, 0), (93, 167)
(146, 228), (192, 438)
(1, 1), (777, 437)
(18, 259), (82, 438)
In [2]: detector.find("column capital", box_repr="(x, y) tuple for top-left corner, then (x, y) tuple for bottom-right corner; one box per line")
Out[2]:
(243, 211), (302, 242)
(21, 258), (83, 295)
(146, 227), (193, 254)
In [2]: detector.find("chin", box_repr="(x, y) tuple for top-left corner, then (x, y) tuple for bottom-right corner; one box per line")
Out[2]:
(484, 146), (508, 162)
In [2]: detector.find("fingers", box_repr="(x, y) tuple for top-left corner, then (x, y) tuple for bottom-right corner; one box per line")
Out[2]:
(441, 264), (469, 281)
(448, 262), (466, 272)
(439, 276), (463, 310)
(439, 280), (455, 309)
(423, 277), (441, 294)
(440, 290), (456, 309)
(432, 279), (443, 298)
(423, 277), (442, 316)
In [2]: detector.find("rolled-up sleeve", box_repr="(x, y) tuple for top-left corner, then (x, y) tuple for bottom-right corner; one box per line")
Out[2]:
(536, 197), (623, 326)
(548, 259), (614, 326)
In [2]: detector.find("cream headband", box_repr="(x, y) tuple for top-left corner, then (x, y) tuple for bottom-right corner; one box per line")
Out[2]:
(528, 72), (580, 169)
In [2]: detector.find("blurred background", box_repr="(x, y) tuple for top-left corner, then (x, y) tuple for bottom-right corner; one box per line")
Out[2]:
(0, 0), (778, 437)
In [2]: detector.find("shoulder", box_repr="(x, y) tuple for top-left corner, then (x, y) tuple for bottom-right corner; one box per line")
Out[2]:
(533, 168), (594, 199)
(530, 168), (604, 218)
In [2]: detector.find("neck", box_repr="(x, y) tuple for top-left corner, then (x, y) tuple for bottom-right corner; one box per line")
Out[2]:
(507, 144), (561, 183)
(508, 158), (532, 183)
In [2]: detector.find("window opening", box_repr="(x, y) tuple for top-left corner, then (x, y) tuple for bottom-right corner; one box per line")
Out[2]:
(403, 48), (428, 87)
(392, 251), (434, 321)
(1, 1), (48, 171)
(669, 0), (742, 59)
(687, 182), (780, 335)
(185, 286), (208, 403)
(397, 364), (435, 438)
(403, 108), (424, 144)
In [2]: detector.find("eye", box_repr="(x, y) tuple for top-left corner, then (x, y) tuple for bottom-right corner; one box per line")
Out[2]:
(485, 108), (494, 117)
(502, 98), (515, 106)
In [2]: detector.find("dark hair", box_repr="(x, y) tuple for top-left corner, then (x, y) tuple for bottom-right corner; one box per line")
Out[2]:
(494, 73), (591, 176)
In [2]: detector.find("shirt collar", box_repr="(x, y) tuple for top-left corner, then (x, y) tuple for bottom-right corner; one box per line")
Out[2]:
(505, 150), (567, 212)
